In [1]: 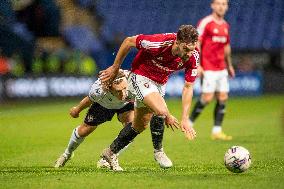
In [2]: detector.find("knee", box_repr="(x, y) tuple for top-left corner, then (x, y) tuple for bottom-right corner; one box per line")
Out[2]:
(155, 108), (168, 118)
(202, 95), (213, 104)
(217, 94), (228, 102)
(77, 124), (95, 137)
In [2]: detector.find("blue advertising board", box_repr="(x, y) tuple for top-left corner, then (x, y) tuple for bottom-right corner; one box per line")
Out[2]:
(166, 71), (263, 97)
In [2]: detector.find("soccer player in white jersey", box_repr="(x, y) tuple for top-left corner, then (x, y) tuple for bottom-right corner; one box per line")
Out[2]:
(54, 70), (173, 169)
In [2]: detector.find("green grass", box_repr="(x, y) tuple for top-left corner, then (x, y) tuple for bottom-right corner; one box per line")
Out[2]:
(0, 95), (284, 189)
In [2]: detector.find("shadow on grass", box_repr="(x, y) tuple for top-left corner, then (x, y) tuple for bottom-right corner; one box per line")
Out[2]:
(0, 165), (254, 179)
(0, 166), (106, 174)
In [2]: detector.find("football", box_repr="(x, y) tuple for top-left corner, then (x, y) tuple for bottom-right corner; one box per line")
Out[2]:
(224, 146), (252, 173)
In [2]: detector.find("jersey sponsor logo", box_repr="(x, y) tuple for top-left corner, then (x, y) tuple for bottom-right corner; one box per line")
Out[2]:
(212, 36), (227, 43)
(191, 69), (198, 76)
(151, 60), (175, 72)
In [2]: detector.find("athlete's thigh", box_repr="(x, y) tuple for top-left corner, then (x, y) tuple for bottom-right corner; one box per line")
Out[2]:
(84, 102), (115, 126)
(201, 92), (215, 103)
(117, 110), (134, 126)
(128, 73), (167, 113)
(143, 92), (168, 116)
(133, 106), (153, 133)
(116, 102), (134, 126)
(216, 70), (229, 93)
(128, 73), (160, 107)
(215, 92), (228, 102)
(201, 71), (217, 93)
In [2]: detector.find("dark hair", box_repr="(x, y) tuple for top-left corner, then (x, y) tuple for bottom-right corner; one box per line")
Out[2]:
(177, 25), (198, 44)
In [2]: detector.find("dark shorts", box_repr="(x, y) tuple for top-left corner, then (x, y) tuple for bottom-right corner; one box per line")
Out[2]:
(84, 102), (134, 126)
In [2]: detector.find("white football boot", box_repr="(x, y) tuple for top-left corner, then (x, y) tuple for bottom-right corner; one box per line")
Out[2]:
(97, 158), (111, 169)
(54, 153), (74, 168)
(101, 148), (123, 171)
(154, 149), (173, 168)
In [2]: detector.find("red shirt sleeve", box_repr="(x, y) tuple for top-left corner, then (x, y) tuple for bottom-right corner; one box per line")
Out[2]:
(184, 49), (200, 83)
(197, 20), (208, 44)
(136, 33), (176, 55)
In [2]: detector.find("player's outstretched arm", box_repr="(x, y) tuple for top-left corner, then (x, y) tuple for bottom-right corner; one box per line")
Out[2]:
(70, 96), (92, 118)
(99, 36), (137, 83)
(181, 82), (197, 140)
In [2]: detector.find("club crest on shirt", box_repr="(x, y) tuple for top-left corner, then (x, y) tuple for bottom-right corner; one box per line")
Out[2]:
(144, 82), (150, 88)
(213, 28), (219, 34)
(177, 61), (183, 68)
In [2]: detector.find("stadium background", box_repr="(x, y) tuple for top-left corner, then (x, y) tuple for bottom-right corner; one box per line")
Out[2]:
(0, 0), (284, 100)
(0, 1), (284, 189)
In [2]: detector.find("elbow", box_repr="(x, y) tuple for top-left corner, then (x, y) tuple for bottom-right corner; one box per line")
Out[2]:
(124, 37), (133, 46)
(123, 36), (136, 48)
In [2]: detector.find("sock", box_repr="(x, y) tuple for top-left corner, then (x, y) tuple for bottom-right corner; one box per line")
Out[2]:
(150, 115), (165, 151)
(110, 123), (139, 154)
(212, 126), (222, 134)
(213, 101), (226, 133)
(117, 141), (132, 155)
(189, 99), (207, 123)
(64, 126), (85, 157)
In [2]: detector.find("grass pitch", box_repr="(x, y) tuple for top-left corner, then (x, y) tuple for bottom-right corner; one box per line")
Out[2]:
(0, 95), (283, 189)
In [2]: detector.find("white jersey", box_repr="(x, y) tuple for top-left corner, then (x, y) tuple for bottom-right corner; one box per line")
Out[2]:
(88, 79), (130, 109)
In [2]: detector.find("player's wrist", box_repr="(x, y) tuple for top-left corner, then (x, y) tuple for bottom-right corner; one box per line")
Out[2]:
(74, 106), (82, 113)
(112, 64), (120, 70)
(181, 116), (189, 122)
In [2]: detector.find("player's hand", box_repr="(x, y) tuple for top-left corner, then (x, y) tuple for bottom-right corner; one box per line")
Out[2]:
(181, 119), (196, 140)
(99, 65), (119, 84)
(70, 106), (80, 118)
(165, 114), (180, 131)
(228, 66), (235, 78)
(197, 66), (204, 77)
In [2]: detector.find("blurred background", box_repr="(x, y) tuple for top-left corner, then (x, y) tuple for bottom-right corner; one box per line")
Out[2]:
(0, 0), (284, 100)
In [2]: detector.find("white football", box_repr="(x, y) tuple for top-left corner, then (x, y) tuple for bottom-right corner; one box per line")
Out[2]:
(224, 146), (252, 173)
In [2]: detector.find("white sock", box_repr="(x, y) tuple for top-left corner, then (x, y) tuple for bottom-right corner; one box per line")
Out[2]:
(189, 119), (194, 127)
(212, 126), (222, 134)
(64, 126), (85, 157)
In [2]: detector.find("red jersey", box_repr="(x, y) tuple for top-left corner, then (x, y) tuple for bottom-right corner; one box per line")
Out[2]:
(132, 33), (199, 84)
(197, 15), (230, 71)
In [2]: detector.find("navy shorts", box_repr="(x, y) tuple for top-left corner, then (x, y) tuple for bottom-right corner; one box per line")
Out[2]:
(84, 102), (134, 126)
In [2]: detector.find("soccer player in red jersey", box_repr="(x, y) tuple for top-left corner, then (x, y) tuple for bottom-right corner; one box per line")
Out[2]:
(99, 25), (199, 171)
(189, 0), (235, 140)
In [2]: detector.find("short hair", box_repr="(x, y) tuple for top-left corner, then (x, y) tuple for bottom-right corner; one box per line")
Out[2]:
(177, 25), (198, 44)
(211, 0), (229, 3)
